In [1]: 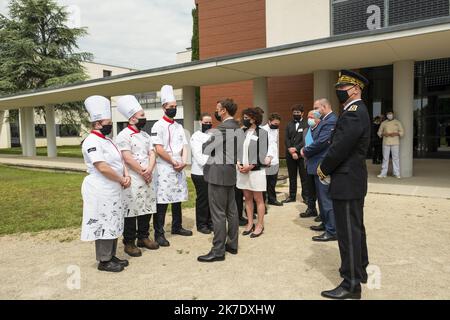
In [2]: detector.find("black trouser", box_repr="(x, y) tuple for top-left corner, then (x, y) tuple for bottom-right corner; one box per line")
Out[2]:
(305, 174), (317, 211)
(266, 172), (278, 203)
(372, 143), (382, 163)
(192, 174), (213, 230)
(286, 153), (309, 201)
(333, 199), (369, 292)
(235, 187), (244, 219)
(154, 202), (182, 239)
(123, 214), (152, 244)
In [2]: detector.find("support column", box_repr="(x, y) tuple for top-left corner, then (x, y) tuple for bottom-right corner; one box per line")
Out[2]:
(19, 107), (36, 157)
(314, 70), (339, 113)
(45, 106), (57, 158)
(182, 86), (196, 135)
(253, 77), (269, 122)
(393, 61), (414, 178)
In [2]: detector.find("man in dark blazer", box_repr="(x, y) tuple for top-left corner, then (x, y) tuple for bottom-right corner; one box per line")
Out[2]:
(301, 99), (338, 242)
(198, 98), (240, 262)
(317, 70), (371, 300)
(283, 104), (311, 205)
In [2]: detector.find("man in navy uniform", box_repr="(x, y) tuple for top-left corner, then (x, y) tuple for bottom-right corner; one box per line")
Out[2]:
(317, 70), (370, 300)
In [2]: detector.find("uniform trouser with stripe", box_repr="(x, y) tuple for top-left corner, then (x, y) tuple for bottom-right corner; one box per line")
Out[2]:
(333, 199), (369, 291)
(95, 239), (118, 262)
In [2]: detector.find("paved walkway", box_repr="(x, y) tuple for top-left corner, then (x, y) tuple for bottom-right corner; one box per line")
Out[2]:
(2, 155), (448, 199)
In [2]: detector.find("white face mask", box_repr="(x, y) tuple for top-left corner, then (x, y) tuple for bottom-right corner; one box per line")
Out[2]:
(387, 114), (394, 120)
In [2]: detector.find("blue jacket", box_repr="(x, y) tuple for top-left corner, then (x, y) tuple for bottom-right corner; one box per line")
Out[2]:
(303, 112), (338, 175)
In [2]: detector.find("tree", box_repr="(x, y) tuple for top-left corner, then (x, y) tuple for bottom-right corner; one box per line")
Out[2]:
(0, 0), (93, 125)
(191, 5), (201, 120)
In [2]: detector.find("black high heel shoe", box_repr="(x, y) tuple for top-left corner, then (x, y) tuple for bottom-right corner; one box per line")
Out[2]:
(250, 227), (264, 238)
(242, 224), (255, 236)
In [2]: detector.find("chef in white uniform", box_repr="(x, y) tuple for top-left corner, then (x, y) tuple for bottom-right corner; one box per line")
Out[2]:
(115, 95), (159, 258)
(81, 95), (131, 273)
(151, 85), (192, 247)
(190, 113), (213, 234)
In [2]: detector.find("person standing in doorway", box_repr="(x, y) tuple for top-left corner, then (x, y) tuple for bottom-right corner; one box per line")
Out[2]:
(377, 111), (404, 178)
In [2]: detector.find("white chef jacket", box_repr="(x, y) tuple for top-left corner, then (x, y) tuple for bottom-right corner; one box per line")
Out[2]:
(80, 131), (125, 241)
(115, 125), (157, 216)
(261, 124), (279, 166)
(151, 116), (189, 204)
(189, 130), (210, 176)
(151, 116), (188, 163)
(82, 131), (124, 185)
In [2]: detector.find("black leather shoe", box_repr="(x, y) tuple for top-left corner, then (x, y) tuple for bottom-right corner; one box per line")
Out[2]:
(111, 256), (129, 267)
(312, 232), (337, 242)
(239, 217), (248, 226)
(156, 236), (170, 247)
(300, 208), (318, 218)
(172, 228), (193, 236)
(310, 223), (325, 232)
(267, 200), (283, 206)
(282, 197), (296, 203)
(98, 260), (124, 273)
(250, 227), (264, 238)
(197, 227), (212, 235)
(321, 286), (361, 300)
(197, 251), (225, 262)
(242, 224), (255, 236)
(314, 216), (322, 222)
(225, 244), (238, 255)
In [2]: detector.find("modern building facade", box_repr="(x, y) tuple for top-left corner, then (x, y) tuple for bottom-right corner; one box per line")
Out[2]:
(1, 0), (450, 178)
(197, 0), (450, 174)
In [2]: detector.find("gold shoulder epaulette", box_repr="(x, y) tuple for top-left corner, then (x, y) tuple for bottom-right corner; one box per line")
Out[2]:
(348, 105), (358, 112)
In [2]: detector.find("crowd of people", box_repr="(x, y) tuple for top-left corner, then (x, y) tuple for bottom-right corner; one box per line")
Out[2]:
(80, 70), (376, 299)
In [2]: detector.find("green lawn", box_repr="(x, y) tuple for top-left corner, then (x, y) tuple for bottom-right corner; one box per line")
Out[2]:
(0, 145), (83, 158)
(0, 165), (195, 236)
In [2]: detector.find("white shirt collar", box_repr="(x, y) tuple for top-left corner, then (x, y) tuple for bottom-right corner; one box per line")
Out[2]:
(223, 116), (233, 122)
(343, 99), (362, 111)
(323, 111), (333, 120)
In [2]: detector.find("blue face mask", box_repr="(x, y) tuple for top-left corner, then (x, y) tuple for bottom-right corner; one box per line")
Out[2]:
(308, 119), (317, 127)
(313, 110), (321, 118)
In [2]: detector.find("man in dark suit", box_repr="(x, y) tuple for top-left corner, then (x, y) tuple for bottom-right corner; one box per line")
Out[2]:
(317, 70), (371, 300)
(198, 98), (240, 262)
(283, 104), (311, 207)
(301, 99), (338, 242)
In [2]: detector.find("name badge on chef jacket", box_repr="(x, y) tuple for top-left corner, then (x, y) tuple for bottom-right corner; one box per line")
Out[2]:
(250, 135), (259, 142)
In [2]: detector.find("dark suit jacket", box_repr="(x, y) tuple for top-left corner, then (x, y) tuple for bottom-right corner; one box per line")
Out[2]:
(236, 127), (269, 171)
(303, 112), (338, 175)
(203, 119), (240, 186)
(285, 119), (308, 157)
(320, 100), (371, 200)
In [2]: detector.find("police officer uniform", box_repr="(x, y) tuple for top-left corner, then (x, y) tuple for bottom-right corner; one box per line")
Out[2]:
(317, 70), (370, 299)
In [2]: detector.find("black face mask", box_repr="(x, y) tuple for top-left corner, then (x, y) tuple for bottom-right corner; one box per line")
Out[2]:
(243, 119), (252, 128)
(201, 123), (212, 133)
(293, 115), (302, 122)
(336, 89), (350, 104)
(269, 124), (279, 130)
(135, 118), (147, 130)
(100, 124), (113, 136)
(214, 111), (222, 122)
(165, 108), (177, 119)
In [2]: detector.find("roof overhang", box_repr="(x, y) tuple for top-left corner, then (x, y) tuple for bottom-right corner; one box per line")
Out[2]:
(2, 17), (450, 109)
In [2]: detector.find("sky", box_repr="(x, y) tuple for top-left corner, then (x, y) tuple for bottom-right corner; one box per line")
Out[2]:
(0, 0), (195, 70)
